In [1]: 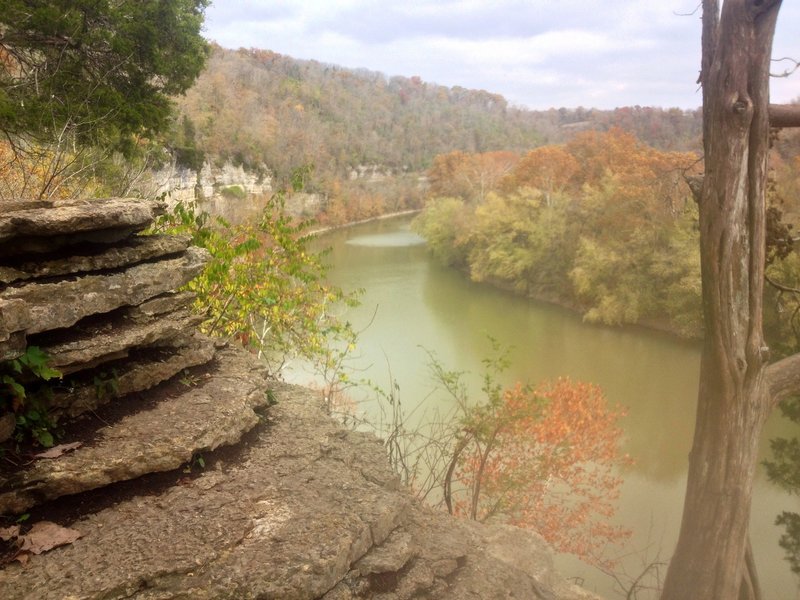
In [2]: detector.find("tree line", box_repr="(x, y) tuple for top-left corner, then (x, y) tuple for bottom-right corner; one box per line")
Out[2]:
(414, 127), (800, 346)
(171, 45), (704, 195)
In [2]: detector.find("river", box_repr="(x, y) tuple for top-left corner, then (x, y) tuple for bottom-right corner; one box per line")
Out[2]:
(289, 214), (799, 599)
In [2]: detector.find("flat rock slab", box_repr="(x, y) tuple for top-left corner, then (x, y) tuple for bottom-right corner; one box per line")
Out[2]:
(40, 305), (202, 375)
(0, 347), (270, 515)
(48, 333), (217, 419)
(0, 381), (598, 600)
(0, 198), (162, 256)
(0, 246), (208, 338)
(0, 234), (191, 285)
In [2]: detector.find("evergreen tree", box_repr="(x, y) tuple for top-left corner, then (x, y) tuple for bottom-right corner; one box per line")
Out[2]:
(0, 0), (209, 153)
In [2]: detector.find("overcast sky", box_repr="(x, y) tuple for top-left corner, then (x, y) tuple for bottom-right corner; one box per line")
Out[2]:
(203, 1), (800, 111)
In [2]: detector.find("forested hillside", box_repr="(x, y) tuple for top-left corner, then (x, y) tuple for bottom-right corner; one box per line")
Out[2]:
(172, 45), (703, 190)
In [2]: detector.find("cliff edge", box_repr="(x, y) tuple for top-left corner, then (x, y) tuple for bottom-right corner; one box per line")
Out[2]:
(0, 198), (599, 599)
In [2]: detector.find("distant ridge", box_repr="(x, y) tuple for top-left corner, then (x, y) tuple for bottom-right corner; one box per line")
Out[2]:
(173, 45), (702, 186)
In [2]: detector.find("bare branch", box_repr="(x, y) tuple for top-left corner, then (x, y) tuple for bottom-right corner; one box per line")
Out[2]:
(770, 104), (800, 129)
(771, 56), (799, 78)
(765, 275), (800, 295)
(674, 3), (702, 17)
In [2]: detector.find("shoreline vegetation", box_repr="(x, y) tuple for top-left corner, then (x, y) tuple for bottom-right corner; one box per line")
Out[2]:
(309, 206), (703, 346)
(409, 129), (800, 354)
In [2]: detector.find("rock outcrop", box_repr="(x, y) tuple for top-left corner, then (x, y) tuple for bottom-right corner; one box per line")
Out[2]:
(0, 383), (598, 600)
(0, 197), (600, 599)
(151, 160), (273, 224)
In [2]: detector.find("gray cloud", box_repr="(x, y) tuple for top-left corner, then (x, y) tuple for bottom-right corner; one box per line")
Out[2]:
(202, 1), (800, 109)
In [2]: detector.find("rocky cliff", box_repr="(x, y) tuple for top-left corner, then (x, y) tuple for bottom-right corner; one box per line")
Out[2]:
(0, 198), (599, 599)
(150, 160), (324, 224)
(152, 161), (272, 205)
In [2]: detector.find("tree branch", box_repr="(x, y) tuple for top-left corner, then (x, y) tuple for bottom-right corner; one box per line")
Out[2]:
(765, 274), (800, 295)
(771, 56), (799, 78)
(770, 104), (800, 129)
(766, 352), (800, 406)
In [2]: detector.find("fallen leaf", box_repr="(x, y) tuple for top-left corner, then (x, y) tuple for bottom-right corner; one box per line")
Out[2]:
(13, 552), (29, 565)
(0, 525), (20, 541)
(34, 442), (82, 460)
(18, 521), (81, 555)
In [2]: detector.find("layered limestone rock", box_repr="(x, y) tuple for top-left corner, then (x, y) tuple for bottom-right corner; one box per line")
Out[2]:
(0, 347), (270, 515)
(0, 198), (211, 435)
(152, 160), (273, 223)
(0, 197), (160, 256)
(0, 383), (599, 600)
(0, 234), (192, 285)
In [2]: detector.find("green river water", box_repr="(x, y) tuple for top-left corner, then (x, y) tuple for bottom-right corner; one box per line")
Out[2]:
(289, 215), (799, 599)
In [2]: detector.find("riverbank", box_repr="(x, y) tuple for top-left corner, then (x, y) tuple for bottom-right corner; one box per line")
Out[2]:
(0, 198), (600, 600)
(439, 262), (702, 345)
(309, 209), (423, 236)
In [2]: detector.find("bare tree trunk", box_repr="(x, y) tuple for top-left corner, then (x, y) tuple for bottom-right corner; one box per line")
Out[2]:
(661, 1), (782, 598)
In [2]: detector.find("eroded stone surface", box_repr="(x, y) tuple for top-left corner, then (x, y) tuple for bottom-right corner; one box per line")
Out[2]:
(0, 347), (270, 515)
(0, 234), (191, 284)
(0, 330), (25, 361)
(0, 198), (161, 244)
(39, 307), (203, 375)
(47, 333), (217, 418)
(0, 246), (208, 335)
(127, 291), (197, 322)
(0, 298), (29, 340)
(0, 381), (600, 600)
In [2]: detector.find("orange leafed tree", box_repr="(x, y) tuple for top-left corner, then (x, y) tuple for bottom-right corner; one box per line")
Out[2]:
(0, 140), (93, 201)
(500, 145), (579, 204)
(447, 377), (632, 567)
(428, 150), (519, 202)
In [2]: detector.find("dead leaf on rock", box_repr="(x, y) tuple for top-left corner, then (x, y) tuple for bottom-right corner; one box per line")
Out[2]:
(18, 521), (81, 555)
(34, 441), (82, 460)
(0, 524), (20, 541)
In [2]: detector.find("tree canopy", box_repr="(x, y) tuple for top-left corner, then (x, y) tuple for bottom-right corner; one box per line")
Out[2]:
(0, 0), (209, 152)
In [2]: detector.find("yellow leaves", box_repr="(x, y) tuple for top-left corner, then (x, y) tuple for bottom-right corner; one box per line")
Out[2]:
(0, 140), (96, 201)
(155, 198), (358, 373)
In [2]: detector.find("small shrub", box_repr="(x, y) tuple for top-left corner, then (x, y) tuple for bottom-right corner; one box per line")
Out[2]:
(220, 185), (247, 199)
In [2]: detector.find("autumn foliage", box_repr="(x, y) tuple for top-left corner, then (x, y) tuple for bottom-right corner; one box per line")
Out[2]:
(415, 129), (704, 335)
(448, 378), (632, 567)
(0, 141), (92, 201)
(428, 150), (519, 202)
(151, 196), (359, 374)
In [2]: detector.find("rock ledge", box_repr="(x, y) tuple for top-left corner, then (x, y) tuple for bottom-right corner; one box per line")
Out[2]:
(0, 382), (598, 600)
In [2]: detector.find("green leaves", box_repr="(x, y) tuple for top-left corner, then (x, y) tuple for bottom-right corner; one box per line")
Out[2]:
(1, 346), (62, 448)
(152, 196), (359, 374)
(0, 0), (209, 151)
(15, 347), (62, 382)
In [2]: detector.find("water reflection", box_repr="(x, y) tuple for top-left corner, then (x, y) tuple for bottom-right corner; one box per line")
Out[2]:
(345, 230), (426, 247)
